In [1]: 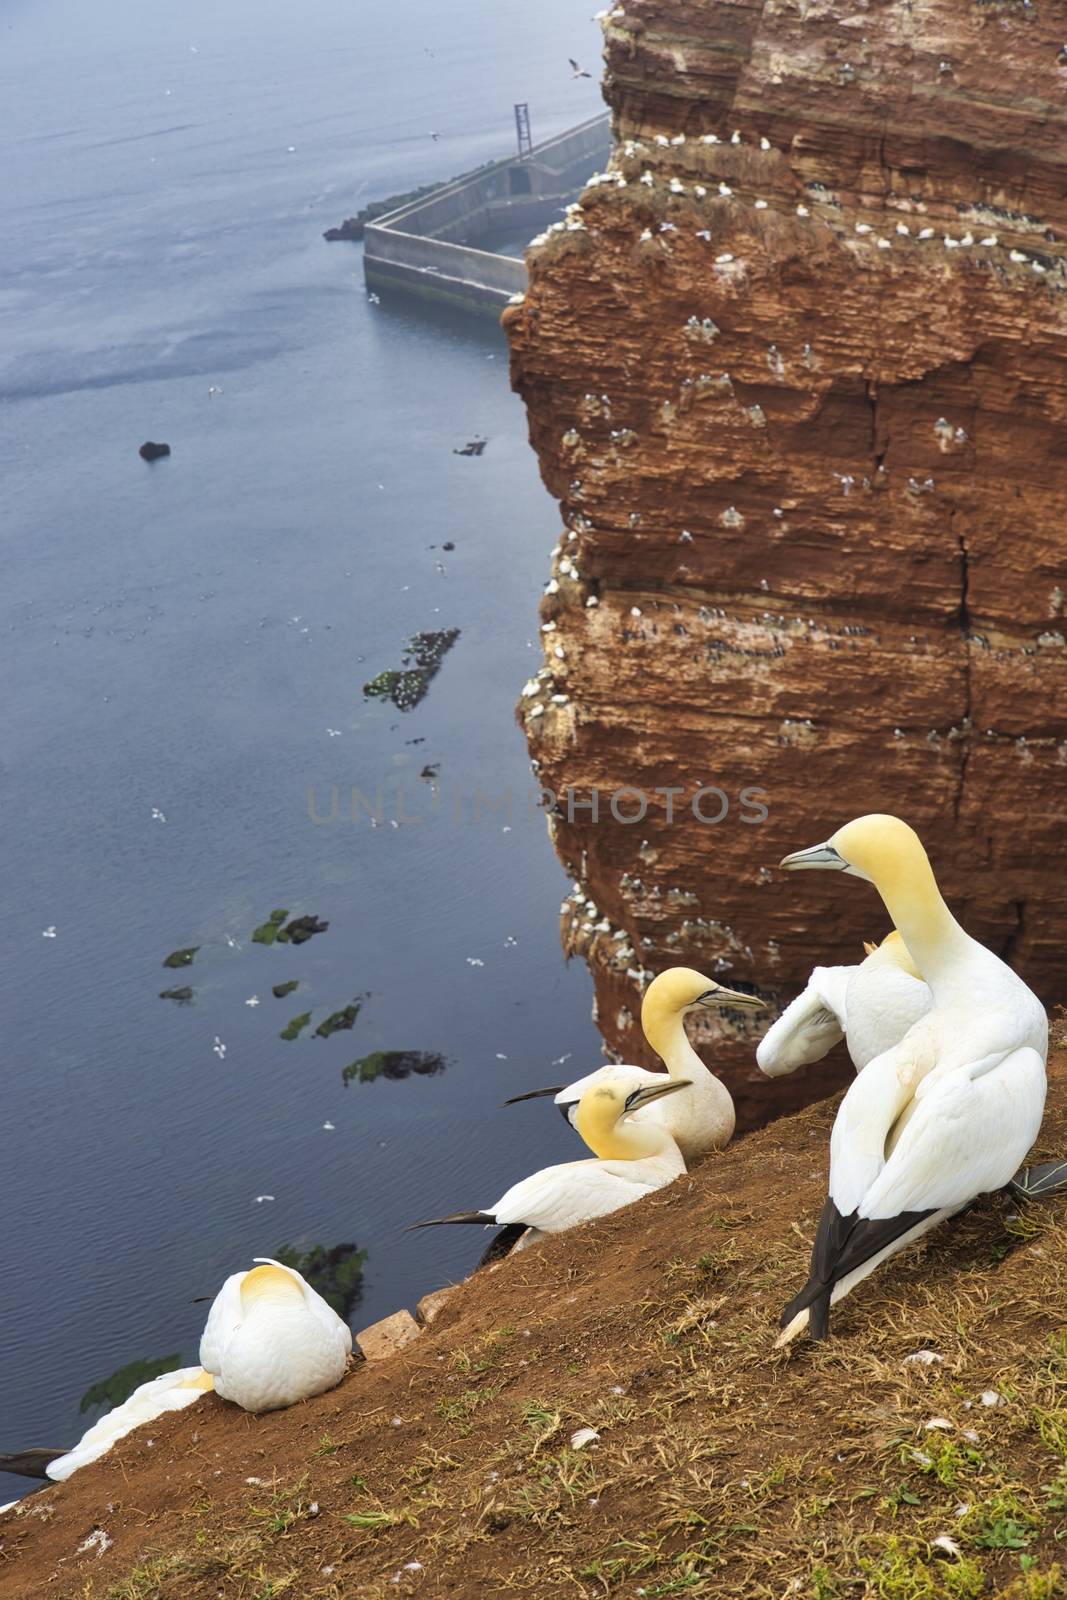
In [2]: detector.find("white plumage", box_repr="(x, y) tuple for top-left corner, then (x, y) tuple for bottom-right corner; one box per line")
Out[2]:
(509, 967), (764, 1163)
(757, 931), (931, 1077)
(415, 1077), (689, 1254)
(46, 1367), (214, 1481)
(775, 814), (1047, 1344)
(199, 1258), (351, 1413)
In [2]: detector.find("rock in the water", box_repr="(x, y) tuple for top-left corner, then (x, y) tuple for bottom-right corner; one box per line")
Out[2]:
(272, 980), (300, 999)
(355, 1310), (421, 1361)
(285, 914), (329, 946)
(159, 986), (194, 1002)
(162, 947), (198, 969)
(138, 441), (171, 461)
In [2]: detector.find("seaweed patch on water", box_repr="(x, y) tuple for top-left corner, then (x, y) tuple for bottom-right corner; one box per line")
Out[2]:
(362, 628), (460, 712)
(315, 999), (363, 1039)
(274, 1241), (367, 1320)
(342, 1050), (447, 1087)
(252, 910), (289, 946)
(80, 1354), (182, 1415)
(162, 947), (199, 969)
(159, 986), (194, 1003)
(253, 910), (328, 947)
(272, 980), (300, 1000)
(280, 1011), (313, 1042)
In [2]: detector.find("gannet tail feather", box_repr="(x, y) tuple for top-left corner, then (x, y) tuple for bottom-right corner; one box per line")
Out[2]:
(776, 1198), (936, 1344)
(0, 1448), (67, 1479)
(478, 1223), (529, 1266)
(408, 1210), (496, 1231)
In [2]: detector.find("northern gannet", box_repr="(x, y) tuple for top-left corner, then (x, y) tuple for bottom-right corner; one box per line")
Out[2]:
(39, 1368), (214, 1482)
(200, 1259), (352, 1412)
(413, 1078), (689, 1258)
(757, 931), (931, 1077)
(775, 814), (1047, 1344)
(506, 967), (764, 1162)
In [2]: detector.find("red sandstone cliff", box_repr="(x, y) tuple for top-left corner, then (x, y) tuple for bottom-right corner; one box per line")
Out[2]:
(505, 0), (1067, 1124)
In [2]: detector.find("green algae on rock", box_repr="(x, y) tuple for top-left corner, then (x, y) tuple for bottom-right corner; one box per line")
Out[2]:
(162, 947), (199, 969)
(272, 980), (300, 999)
(251, 910), (289, 946)
(315, 1000), (363, 1039)
(362, 628), (460, 712)
(280, 1011), (312, 1042)
(342, 1049), (446, 1086)
(159, 986), (194, 1003)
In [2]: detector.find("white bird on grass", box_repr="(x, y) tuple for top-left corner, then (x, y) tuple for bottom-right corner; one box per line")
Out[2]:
(506, 967), (764, 1163)
(200, 1258), (352, 1412)
(774, 814), (1047, 1346)
(757, 930), (931, 1077)
(412, 1077), (690, 1261)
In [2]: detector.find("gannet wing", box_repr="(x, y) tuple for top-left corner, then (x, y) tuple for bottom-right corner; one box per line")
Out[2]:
(859, 1046), (1046, 1218)
(756, 966), (850, 1075)
(199, 1270), (247, 1373)
(844, 965), (933, 1070)
(492, 1158), (661, 1233)
(828, 1029), (939, 1215)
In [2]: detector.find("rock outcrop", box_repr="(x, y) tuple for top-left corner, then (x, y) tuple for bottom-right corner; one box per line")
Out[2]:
(505, 0), (1067, 1122)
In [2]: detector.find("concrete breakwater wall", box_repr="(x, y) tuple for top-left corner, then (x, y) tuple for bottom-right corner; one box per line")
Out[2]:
(364, 114), (611, 314)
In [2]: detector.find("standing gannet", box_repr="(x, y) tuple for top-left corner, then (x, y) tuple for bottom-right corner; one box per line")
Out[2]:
(200, 1258), (352, 1413)
(43, 1367), (215, 1481)
(757, 931), (932, 1077)
(506, 968), (764, 1162)
(775, 814), (1047, 1345)
(412, 1077), (689, 1256)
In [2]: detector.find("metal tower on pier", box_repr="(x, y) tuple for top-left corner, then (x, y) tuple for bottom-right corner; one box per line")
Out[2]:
(514, 102), (532, 157)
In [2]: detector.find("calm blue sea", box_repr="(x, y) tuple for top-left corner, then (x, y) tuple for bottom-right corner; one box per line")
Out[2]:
(0, 0), (606, 1487)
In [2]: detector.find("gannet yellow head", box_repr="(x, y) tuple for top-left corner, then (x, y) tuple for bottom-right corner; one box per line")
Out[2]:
(574, 1077), (690, 1157)
(239, 1261), (306, 1311)
(640, 966), (764, 1036)
(779, 814), (928, 891)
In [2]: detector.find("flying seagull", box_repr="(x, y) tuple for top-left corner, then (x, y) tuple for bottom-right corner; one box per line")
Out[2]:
(569, 57), (591, 78)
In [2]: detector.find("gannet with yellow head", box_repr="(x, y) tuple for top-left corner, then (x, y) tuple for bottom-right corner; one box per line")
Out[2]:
(413, 1077), (689, 1257)
(506, 967), (764, 1163)
(775, 813), (1046, 1345)
(199, 1259), (352, 1413)
(757, 930), (932, 1078)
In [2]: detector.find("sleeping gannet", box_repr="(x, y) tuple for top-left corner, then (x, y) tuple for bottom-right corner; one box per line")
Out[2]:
(505, 967), (764, 1162)
(412, 1077), (689, 1257)
(200, 1259), (352, 1413)
(775, 814), (1047, 1345)
(44, 1367), (214, 1481)
(757, 931), (932, 1077)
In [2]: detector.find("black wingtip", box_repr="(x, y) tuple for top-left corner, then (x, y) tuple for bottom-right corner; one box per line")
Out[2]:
(407, 1210), (495, 1232)
(503, 1086), (566, 1105)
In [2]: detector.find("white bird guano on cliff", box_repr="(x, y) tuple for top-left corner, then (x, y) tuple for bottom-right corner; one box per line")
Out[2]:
(757, 930), (932, 1078)
(412, 1077), (690, 1257)
(775, 814), (1047, 1346)
(506, 967), (765, 1162)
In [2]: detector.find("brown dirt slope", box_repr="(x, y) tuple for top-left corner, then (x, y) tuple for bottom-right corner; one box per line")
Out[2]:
(3, 1054), (1066, 1600)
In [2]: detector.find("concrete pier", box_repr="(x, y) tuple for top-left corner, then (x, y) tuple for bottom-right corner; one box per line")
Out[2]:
(364, 114), (611, 315)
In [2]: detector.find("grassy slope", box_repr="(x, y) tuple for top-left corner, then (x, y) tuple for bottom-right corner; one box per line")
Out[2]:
(2, 1054), (1066, 1600)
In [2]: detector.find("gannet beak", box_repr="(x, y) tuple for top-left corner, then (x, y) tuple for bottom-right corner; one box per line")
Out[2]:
(779, 841), (847, 872)
(626, 1077), (692, 1111)
(503, 1085), (566, 1105)
(696, 984), (765, 1011)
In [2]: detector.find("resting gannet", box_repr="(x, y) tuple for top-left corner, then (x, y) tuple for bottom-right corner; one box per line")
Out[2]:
(413, 1077), (688, 1257)
(45, 1367), (214, 1481)
(200, 1259), (352, 1413)
(506, 968), (764, 1162)
(775, 814), (1047, 1345)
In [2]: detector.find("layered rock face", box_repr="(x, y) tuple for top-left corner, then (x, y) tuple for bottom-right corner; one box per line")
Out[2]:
(505, 0), (1067, 1125)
